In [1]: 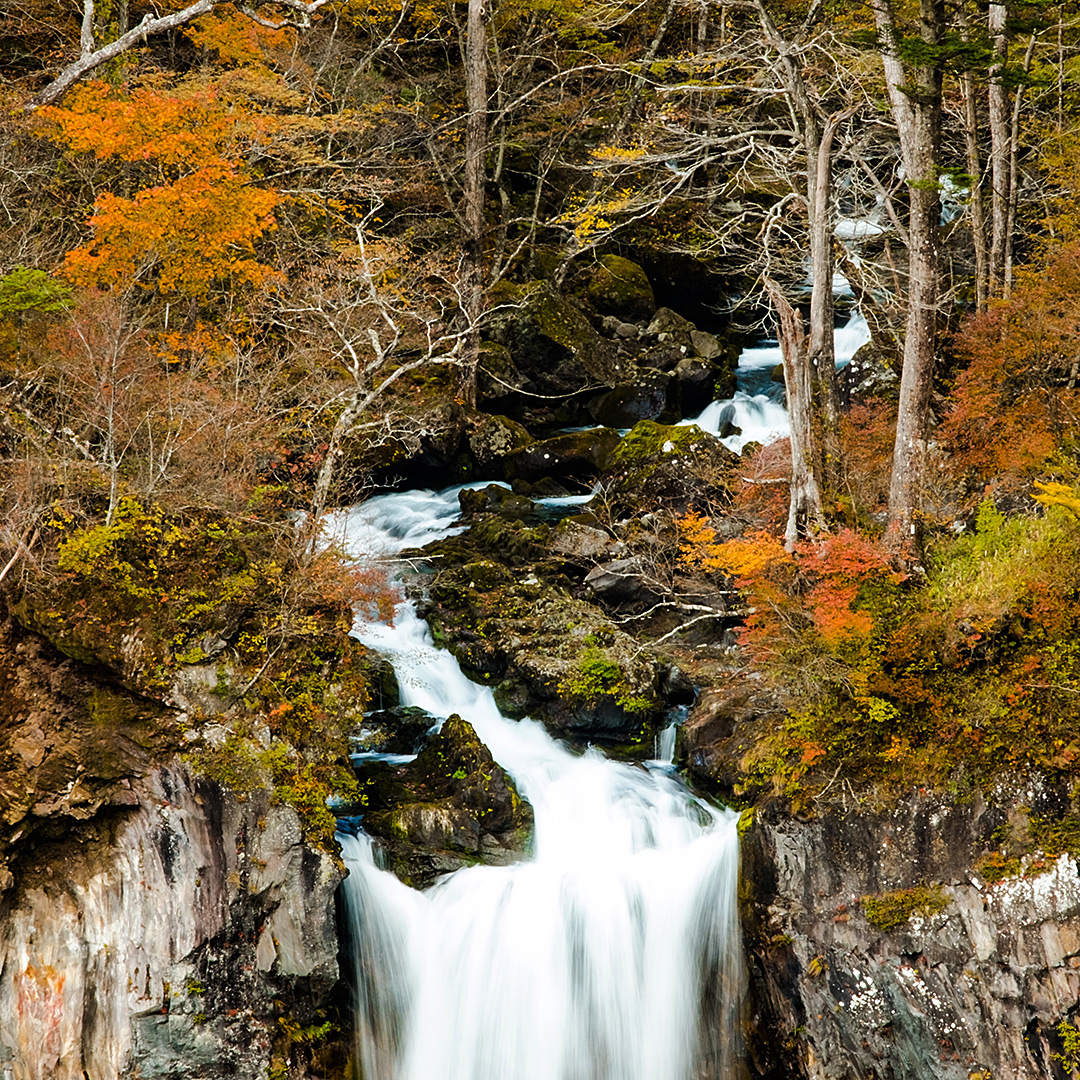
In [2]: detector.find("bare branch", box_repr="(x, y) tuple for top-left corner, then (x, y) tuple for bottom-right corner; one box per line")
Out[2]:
(26, 0), (332, 110)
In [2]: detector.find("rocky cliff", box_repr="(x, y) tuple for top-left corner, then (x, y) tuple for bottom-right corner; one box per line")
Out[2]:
(742, 784), (1080, 1080)
(0, 604), (347, 1079)
(0, 764), (342, 1080)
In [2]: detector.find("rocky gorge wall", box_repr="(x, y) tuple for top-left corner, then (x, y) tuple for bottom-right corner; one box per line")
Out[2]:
(0, 604), (346, 1080)
(741, 786), (1080, 1080)
(0, 763), (342, 1080)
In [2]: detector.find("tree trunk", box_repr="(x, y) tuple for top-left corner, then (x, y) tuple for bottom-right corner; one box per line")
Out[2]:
(873, 0), (943, 545)
(764, 278), (825, 550)
(458, 0), (488, 409)
(958, 9), (988, 308)
(987, 0), (1010, 297)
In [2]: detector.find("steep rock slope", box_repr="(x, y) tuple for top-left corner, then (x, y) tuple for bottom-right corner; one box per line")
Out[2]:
(743, 787), (1080, 1080)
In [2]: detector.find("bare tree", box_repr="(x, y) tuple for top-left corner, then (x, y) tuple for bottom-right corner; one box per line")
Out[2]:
(871, 0), (944, 545)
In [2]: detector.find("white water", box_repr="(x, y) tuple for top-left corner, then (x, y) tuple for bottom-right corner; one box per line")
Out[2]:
(684, 309), (870, 453)
(333, 488), (745, 1080)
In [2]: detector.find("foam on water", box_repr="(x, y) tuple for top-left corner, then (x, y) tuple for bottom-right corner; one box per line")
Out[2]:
(333, 487), (745, 1080)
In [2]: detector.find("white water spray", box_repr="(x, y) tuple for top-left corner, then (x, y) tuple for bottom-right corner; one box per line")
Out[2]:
(684, 308), (870, 453)
(330, 488), (745, 1080)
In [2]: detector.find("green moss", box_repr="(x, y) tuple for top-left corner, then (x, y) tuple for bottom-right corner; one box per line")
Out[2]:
(612, 420), (706, 468)
(861, 886), (950, 931)
(585, 254), (655, 320)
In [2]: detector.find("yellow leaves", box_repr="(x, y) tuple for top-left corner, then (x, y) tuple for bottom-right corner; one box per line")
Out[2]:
(63, 163), (279, 296)
(1033, 480), (1080, 519)
(589, 144), (650, 164)
(557, 188), (639, 241)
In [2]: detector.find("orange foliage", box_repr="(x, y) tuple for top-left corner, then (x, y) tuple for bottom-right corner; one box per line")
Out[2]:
(64, 164), (278, 295)
(943, 238), (1080, 482)
(42, 75), (280, 296)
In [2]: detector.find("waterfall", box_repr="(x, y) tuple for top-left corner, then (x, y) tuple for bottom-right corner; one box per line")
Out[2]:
(329, 488), (746, 1080)
(685, 308), (870, 453)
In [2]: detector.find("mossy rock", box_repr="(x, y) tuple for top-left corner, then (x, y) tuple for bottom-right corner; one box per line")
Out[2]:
(603, 420), (737, 514)
(484, 281), (623, 397)
(611, 419), (705, 466)
(360, 714), (533, 887)
(477, 341), (527, 403)
(466, 414), (534, 469)
(584, 254), (656, 322)
(458, 484), (534, 520)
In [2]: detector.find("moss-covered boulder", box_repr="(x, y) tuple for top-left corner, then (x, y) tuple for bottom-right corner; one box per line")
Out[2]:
(465, 414), (534, 472)
(476, 340), (528, 404)
(360, 714), (532, 887)
(504, 427), (621, 482)
(602, 420), (737, 514)
(412, 537), (664, 742)
(584, 254), (656, 322)
(458, 484), (535, 520)
(484, 281), (624, 397)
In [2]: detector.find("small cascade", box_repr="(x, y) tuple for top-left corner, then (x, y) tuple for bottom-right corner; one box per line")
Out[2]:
(685, 309), (870, 453)
(330, 488), (746, 1080)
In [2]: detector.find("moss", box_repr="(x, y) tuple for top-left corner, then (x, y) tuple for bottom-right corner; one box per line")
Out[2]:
(612, 420), (706, 468)
(975, 851), (1022, 883)
(861, 886), (950, 931)
(585, 254), (655, 321)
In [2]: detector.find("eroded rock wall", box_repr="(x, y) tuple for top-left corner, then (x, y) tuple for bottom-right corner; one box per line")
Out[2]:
(0, 765), (341, 1080)
(743, 788), (1080, 1080)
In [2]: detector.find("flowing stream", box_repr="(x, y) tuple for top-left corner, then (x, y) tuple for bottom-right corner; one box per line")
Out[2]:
(684, 308), (871, 452)
(331, 486), (745, 1080)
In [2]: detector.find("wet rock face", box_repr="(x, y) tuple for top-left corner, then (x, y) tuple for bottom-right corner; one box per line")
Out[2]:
(0, 609), (176, 895)
(0, 766), (342, 1080)
(743, 786), (1080, 1080)
(360, 714), (533, 888)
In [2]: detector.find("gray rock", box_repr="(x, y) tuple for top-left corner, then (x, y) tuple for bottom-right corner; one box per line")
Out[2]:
(551, 519), (613, 559)
(0, 766), (341, 1080)
(584, 557), (665, 613)
(742, 782), (1080, 1080)
(689, 328), (723, 360)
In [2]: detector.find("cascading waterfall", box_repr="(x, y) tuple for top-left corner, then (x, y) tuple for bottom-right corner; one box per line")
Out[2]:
(330, 487), (745, 1080)
(685, 308), (871, 452)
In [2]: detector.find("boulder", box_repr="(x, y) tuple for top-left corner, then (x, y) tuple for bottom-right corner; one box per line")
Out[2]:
(551, 518), (613, 560)
(584, 556), (665, 614)
(584, 255), (656, 322)
(588, 368), (673, 428)
(673, 357), (716, 416)
(504, 427), (621, 482)
(485, 281), (626, 397)
(466, 413), (534, 469)
(690, 328), (723, 360)
(477, 341), (528, 403)
(458, 484), (534, 520)
(361, 714), (533, 887)
(840, 336), (901, 404)
(647, 307), (696, 337)
(602, 419), (737, 514)
(352, 705), (436, 755)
